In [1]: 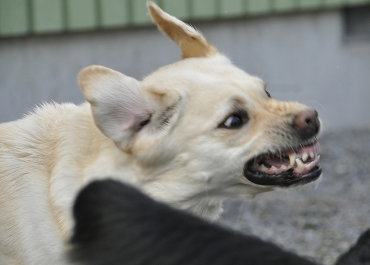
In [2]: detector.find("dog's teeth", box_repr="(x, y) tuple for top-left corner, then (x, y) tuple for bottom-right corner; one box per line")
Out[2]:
(296, 158), (304, 170)
(271, 165), (277, 171)
(259, 164), (268, 171)
(281, 165), (288, 170)
(309, 151), (315, 158)
(289, 152), (296, 167)
(302, 152), (308, 162)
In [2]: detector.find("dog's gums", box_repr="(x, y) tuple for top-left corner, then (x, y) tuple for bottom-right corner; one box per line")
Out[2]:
(244, 140), (322, 186)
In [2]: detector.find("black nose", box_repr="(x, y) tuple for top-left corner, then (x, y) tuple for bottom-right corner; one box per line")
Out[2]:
(292, 108), (320, 139)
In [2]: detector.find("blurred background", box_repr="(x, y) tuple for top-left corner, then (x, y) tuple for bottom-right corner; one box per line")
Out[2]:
(1, 0), (370, 264)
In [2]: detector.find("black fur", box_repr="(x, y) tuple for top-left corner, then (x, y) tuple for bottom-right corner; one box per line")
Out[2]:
(70, 179), (370, 265)
(70, 179), (317, 265)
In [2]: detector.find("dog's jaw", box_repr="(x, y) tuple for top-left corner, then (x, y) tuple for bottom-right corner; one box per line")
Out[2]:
(137, 165), (274, 222)
(243, 140), (322, 187)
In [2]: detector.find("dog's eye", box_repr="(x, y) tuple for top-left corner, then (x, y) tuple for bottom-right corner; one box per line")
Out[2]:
(266, 91), (271, 98)
(220, 114), (244, 129)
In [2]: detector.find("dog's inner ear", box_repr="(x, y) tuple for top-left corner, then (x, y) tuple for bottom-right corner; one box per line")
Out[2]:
(148, 2), (219, 59)
(79, 65), (153, 150)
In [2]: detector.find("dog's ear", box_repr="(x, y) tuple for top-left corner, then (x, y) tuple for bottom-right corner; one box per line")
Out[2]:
(79, 65), (153, 150)
(148, 1), (219, 59)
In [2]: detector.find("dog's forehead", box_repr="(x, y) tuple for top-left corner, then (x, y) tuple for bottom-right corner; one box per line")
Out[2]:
(143, 56), (265, 96)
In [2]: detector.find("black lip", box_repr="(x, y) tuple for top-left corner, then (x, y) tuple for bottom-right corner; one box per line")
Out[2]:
(243, 165), (322, 187)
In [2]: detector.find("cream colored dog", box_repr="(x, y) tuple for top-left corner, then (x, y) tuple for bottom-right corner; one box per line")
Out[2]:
(0, 2), (322, 264)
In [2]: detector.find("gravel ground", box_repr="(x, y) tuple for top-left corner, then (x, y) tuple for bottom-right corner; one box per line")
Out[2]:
(217, 127), (370, 265)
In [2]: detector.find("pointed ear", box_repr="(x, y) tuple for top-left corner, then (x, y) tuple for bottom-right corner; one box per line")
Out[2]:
(148, 1), (219, 59)
(79, 65), (152, 150)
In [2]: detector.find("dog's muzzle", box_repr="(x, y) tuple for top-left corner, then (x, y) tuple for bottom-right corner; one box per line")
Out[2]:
(243, 140), (322, 187)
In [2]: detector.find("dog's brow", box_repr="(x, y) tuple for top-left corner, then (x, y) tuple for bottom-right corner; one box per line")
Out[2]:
(230, 97), (246, 106)
(229, 98), (248, 112)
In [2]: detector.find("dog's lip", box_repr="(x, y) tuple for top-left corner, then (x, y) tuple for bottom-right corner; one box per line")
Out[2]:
(243, 140), (322, 187)
(243, 166), (322, 187)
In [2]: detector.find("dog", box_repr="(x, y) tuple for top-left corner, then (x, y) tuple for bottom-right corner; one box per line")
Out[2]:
(70, 179), (318, 265)
(0, 2), (321, 264)
(70, 179), (370, 265)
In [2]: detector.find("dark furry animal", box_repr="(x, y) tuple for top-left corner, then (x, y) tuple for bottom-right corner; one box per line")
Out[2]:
(69, 179), (316, 265)
(70, 179), (370, 265)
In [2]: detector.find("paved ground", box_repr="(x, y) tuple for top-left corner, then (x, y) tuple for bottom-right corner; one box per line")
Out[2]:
(217, 127), (370, 265)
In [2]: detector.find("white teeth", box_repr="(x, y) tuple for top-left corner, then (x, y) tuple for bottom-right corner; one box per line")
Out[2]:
(309, 151), (315, 158)
(296, 158), (305, 170)
(281, 165), (288, 170)
(259, 164), (268, 171)
(289, 153), (296, 167)
(302, 152), (308, 162)
(271, 166), (277, 171)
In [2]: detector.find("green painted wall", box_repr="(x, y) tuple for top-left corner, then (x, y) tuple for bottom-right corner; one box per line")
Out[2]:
(0, 0), (369, 37)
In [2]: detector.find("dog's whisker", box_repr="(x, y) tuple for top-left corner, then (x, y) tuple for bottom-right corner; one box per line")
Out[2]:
(304, 100), (327, 112)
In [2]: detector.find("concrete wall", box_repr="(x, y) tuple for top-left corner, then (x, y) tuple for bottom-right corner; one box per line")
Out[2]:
(1, 9), (370, 131)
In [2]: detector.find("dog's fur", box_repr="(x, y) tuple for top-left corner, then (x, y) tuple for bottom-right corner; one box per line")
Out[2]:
(70, 179), (370, 265)
(70, 179), (317, 265)
(0, 2), (321, 264)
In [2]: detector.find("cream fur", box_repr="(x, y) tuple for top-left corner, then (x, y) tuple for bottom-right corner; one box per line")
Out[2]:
(0, 2), (320, 264)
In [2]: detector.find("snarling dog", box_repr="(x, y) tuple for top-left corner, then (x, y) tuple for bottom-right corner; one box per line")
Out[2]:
(0, 2), (321, 264)
(70, 179), (318, 265)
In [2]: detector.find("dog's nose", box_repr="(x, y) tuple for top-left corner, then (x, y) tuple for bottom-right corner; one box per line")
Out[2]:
(293, 108), (320, 138)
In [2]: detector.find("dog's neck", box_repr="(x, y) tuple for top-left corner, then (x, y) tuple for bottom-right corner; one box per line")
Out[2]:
(32, 103), (142, 237)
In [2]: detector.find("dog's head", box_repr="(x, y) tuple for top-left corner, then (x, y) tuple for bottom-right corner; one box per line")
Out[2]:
(78, 2), (322, 219)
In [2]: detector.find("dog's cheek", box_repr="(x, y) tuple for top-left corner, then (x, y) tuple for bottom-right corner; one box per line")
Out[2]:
(130, 136), (177, 167)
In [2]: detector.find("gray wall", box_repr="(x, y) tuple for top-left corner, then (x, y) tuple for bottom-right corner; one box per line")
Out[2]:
(1, 9), (370, 131)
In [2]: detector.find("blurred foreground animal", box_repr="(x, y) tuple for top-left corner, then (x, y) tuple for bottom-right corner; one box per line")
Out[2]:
(70, 179), (317, 265)
(71, 179), (370, 265)
(0, 2), (322, 264)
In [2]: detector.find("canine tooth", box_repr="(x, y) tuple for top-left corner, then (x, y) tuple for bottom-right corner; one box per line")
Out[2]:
(296, 158), (304, 170)
(259, 164), (268, 171)
(310, 151), (315, 158)
(302, 152), (308, 162)
(289, 153), (296, 167)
